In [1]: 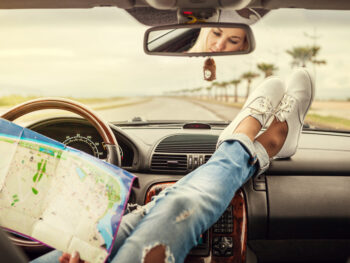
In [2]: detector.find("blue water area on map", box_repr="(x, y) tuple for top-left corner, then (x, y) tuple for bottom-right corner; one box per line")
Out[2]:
(97, 170), (129, 251)
(97, 212), (115, 250)
(97, 203), (127, 251)
(1, 117), (136, 253)
(39, 147), (55, 156)
(75, 167), (86, 179)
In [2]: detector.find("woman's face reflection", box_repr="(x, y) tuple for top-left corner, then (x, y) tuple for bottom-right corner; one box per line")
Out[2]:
(206, 27), (247, 52)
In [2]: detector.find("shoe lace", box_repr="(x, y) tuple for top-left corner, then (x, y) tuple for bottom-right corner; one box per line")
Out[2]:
(275, 95), (296, 122)
(248, 97), (274, 125)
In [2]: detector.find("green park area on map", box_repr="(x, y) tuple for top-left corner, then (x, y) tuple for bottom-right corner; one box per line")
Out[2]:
(0, 134), (127, 263)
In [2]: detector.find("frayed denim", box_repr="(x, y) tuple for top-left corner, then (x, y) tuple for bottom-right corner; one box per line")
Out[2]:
(32, 137), (267, 263)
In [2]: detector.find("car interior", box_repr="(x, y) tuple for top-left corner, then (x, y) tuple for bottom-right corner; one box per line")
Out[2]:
(1, 0), (350, 263)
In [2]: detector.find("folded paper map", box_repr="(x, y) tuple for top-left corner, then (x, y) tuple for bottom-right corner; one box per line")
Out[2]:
(0, 118), (136, 263)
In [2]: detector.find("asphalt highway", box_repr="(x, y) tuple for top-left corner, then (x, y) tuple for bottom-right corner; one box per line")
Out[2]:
(0, 97), (241, 126)
(97, 97), (241, 123)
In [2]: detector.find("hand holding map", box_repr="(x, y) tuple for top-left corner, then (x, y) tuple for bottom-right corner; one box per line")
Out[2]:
(0, 118), (136, 263)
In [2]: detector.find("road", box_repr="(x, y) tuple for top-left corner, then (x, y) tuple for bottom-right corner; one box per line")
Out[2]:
(0, 97), (241, 126)
(96, 97), (241, 122)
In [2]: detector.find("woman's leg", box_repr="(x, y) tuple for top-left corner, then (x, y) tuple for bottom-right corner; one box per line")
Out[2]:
(106, 120), (263, 263)
(111, 139), (259, 263)
(109, 78), (287, 263)
(31, 77), (286, 263)
(32, 132), (262, 263)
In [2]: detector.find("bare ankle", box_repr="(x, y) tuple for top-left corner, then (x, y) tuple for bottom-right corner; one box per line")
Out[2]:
(256, 119), (288, 157)
(233, 116), (262, 141)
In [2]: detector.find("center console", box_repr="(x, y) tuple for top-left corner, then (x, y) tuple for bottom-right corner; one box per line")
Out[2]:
(145, 182), (247, 263)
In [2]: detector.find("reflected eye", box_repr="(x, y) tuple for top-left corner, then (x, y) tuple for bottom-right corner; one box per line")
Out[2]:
(213, 31), (221, 37)
(229, 39), (239, 45)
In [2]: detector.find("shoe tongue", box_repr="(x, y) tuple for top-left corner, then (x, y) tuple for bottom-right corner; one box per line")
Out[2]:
(246, 97), (273, 127)
(275, 95), (296, 122)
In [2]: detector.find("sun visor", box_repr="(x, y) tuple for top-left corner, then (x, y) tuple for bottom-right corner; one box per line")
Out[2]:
(219, 8), (270, 25)
(126, 7), (178, 26)
(127, 6), (269, 26)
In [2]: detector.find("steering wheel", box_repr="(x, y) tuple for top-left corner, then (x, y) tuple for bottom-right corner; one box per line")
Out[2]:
(0, 97), (122, 251)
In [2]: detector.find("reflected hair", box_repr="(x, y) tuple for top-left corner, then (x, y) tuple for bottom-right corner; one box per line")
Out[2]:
(188, 27), (248, 52)
(187, 28), (212, 53)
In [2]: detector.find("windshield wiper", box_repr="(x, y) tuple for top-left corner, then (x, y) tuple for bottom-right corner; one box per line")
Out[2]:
(112, 120), (230, 127)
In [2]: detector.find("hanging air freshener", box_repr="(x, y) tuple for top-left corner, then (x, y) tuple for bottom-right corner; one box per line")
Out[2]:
(203, 58), (216, 81)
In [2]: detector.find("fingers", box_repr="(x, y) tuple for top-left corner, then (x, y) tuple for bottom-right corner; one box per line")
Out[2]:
(59, 252), (88, 263)
(59, 253), (71, 263)
(69, 251), (81, 263)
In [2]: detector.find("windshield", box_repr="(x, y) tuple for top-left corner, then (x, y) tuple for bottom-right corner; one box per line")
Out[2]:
(0, 8), (350, 131)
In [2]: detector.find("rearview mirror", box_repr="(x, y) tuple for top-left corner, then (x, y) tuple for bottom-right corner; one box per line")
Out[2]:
(144, 23), (255, 57)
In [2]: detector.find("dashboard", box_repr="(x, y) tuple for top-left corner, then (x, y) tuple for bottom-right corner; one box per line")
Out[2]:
(29, 118), (134, 167)
(27, 117), (350, 263)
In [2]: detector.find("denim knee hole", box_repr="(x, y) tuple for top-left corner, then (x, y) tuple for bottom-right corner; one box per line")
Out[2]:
(142, 243), (175, 263)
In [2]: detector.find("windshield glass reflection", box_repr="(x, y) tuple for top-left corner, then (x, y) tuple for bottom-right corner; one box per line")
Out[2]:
(0, 8), (350, 131)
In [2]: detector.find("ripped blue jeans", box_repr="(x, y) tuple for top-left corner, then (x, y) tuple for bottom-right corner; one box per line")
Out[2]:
(32, 136), (267, 263)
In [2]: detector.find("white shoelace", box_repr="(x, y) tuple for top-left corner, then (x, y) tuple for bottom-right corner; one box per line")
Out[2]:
(247, 97), (275, 126)
(275, 95), (296, 122)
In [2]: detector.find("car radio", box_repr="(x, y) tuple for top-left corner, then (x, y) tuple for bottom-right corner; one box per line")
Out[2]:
(144, 182), (247, 262)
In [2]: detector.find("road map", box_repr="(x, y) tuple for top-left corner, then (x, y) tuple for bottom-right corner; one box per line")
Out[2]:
(0, 118), (136, 263)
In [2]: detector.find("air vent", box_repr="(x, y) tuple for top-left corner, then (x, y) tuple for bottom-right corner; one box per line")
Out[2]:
(155, 134), (218, 154)
(151, 154), (188, 172)
(205, 155), (212, 163)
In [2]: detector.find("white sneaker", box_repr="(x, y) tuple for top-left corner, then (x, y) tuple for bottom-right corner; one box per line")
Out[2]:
(217, 77), (285, 147)
(275, 68), (315, 158)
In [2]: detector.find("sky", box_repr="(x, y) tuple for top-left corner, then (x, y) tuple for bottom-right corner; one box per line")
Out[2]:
(0, 7), (350, 100)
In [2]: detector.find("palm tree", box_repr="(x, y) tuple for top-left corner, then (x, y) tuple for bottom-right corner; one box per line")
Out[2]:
(219, 81), (229, 102)
(257, 63), (278, 78)
(229, 79), (241, 103)
(215, 82), (223, 101)
(195, 87), (203, 99)
(286, 46), (313, 67)
(286, 45), (326, 85)
(205, 86), (212, 99)
(211, 81), (220, 100)
(241, 71), (259, 99)
(182, 89), (190, 97)
(286, 45), (326, 68)
(309, 46), (326, 67)
(190, 88), (196, 98)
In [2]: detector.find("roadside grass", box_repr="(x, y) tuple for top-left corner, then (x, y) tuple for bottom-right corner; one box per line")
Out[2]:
(0, 95), (124, 107)
(0, 96), (151, 125)
(187, 96), (350, 131)
(305, 113), (350, 131)
(3, 95), (350, 131)
(0, 96), (38, 106)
